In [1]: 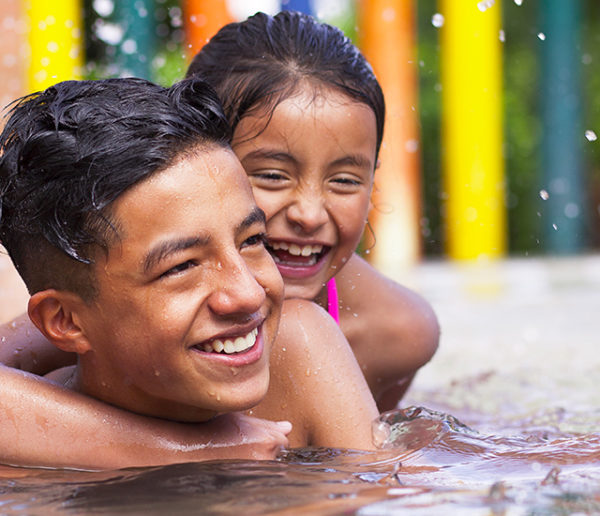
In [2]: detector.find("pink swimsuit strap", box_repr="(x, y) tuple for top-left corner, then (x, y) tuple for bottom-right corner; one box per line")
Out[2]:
(326, 277), (340, 325)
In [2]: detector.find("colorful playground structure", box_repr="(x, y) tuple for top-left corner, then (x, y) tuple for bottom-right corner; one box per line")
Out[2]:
(0, 0), (587, 266)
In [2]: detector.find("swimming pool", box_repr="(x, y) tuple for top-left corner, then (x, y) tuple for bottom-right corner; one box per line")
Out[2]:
(1, 254), (599, 514)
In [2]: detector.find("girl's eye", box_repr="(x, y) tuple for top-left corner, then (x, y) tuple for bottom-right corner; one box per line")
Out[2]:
(160, 260), (196, 278)
(332, 177), (361, 186)
(252, 170), (288, 181)
(242, 232), (267, 249)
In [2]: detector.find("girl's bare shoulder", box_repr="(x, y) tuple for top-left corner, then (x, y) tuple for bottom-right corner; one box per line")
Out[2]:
(336, 254), (440, 357)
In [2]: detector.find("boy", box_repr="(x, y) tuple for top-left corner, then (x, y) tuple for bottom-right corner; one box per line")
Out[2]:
(0, 77), (377, 469)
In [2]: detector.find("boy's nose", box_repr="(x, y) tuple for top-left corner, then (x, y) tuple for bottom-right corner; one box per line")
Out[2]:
(207, 255), (266, 317)
(286, 194), (328, 234)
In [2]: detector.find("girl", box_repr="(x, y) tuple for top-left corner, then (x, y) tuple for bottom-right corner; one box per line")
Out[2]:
(186, 11), (440, 410)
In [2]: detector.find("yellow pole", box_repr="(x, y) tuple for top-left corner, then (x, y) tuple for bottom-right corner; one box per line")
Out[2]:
(440, 0), (506, 260)
(358, 0), (421, 270)
(26, 0), (83, 92)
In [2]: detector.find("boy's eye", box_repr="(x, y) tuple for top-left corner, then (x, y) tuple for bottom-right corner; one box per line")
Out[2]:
(160, 260), (196, 278)
(242, 232), (267, 249)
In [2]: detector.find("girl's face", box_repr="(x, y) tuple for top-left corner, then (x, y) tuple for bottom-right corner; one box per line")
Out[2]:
(232, 86), (377, 301)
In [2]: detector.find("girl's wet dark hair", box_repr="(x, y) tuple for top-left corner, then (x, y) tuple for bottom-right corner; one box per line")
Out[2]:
(0, 77), (231, 299)
(186, 10), (385, 160)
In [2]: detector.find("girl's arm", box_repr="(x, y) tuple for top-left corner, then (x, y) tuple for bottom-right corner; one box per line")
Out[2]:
(0, 364), (290, 470)
(0, 313), (75, 374)
(256, 299), (379, 450)
(336, 254), (440, 411)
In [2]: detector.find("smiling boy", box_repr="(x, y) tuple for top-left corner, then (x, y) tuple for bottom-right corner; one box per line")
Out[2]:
(0, 77), (377, 468)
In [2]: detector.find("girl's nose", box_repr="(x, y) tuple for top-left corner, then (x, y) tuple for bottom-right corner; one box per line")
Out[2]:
(286, 194), (328, 234)
(207, 255), (266, 317)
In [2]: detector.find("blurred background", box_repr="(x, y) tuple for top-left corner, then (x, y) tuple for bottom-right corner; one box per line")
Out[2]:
(1, 0), (599, 272)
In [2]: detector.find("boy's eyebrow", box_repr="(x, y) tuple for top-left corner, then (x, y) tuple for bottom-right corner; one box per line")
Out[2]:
(143, 235), (210, 274)
(142, 207), (266, 274)
(239, 206), (267, 231)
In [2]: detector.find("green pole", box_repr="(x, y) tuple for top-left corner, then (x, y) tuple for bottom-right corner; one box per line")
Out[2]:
(540, 0), (584, 254)
(114, 0), (155, 79)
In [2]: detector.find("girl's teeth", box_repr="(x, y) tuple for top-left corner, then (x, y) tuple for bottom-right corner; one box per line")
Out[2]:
(202, 328), (258, 354)
(270, 242), (323, 256)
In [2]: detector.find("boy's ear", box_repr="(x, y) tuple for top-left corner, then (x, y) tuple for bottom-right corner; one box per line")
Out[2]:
(28, 290), (92, 355)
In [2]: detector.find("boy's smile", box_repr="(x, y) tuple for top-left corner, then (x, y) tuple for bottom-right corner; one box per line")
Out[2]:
(73, 146), (284, 422)
(232, 85), (377, 301)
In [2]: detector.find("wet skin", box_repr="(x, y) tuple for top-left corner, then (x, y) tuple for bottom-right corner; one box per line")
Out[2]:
(31, 146), (284, 422)
(233, 85), (377, 302)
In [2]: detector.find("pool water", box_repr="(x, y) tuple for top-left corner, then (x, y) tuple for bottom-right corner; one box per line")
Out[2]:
(1, 255), (599, 514)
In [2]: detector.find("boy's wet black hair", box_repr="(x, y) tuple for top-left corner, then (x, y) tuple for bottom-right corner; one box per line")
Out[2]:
(0, 77), (231, 300)
(186, 10), (385, 161)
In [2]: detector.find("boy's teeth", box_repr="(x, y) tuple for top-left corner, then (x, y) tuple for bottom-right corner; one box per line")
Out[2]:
(202, 328), (258, 354)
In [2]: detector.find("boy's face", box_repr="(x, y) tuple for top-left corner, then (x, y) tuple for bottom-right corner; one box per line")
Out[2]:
(75, 146), (284, 422)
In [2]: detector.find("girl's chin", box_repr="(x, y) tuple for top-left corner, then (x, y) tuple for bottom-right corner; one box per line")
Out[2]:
(282, 280), (329, 302)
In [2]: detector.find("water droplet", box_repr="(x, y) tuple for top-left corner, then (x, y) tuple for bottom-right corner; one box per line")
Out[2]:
(538, 32), (546, 41)
(431, 13), (444, 28)
(552, 223), (558, 231)
(93, 0), (114, 17)
(95, 20), (124, 45)
(564, 203), (579, 219)
(539, 189), (549, 200)
(477, 0), (495, 12)
(514, 0), (523, 5)
(499, 29), (505, 42)
(405, 139), (419, 153)
(585, 130), (597, 141)
(121, 39), (137, 54)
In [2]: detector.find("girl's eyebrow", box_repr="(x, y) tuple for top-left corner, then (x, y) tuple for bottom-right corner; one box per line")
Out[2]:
(329, 154), (374, 170)
(240, 149), (298, 165)
(241, 149), (373, 170)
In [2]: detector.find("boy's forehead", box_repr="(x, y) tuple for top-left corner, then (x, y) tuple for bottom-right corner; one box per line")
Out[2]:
(106, 144), (253, 237)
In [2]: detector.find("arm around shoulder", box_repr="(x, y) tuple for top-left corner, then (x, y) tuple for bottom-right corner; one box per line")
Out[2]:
(0, 365), (290, 469)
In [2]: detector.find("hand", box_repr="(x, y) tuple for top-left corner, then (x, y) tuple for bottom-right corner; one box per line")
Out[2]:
(191, 413), (292, 461)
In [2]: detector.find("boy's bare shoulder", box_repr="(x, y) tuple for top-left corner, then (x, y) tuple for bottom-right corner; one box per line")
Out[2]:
(256, 298), (378, 449)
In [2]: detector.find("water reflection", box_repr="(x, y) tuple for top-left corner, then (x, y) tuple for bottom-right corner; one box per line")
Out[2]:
(2, 403), (599, 515)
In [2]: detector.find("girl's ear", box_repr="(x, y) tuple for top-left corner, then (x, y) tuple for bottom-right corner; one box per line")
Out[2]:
(28, 290), (92, 355)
